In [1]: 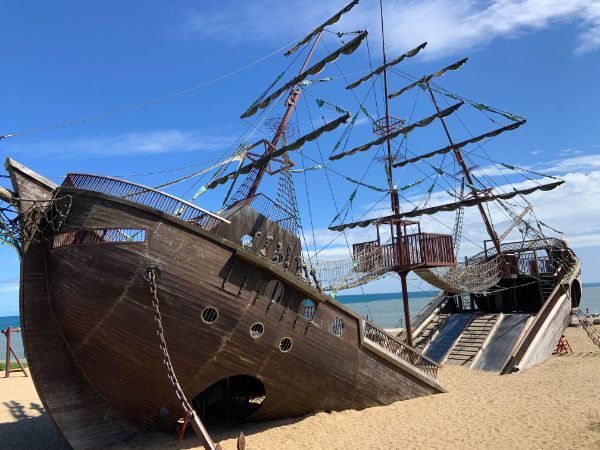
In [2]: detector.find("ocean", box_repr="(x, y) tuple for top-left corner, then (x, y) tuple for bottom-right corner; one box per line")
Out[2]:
(1, 285), (599, 361)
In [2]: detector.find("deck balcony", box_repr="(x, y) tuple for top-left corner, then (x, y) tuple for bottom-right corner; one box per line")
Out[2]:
(353, 232), (455, 273)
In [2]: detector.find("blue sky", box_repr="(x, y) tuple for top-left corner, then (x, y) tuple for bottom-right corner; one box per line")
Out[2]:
(1, 0), (600, 316)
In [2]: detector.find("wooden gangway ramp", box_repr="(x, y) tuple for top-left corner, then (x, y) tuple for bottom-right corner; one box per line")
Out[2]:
(445, 314), (501, 366)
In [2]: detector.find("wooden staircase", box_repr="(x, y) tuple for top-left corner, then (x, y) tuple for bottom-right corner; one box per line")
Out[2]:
(445, 314), (500, 366)
(414, 314), (448, 351)
(539, 273), (555, 302)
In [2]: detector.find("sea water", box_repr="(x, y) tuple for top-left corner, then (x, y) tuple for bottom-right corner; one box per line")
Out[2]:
(1, 285), (598, 361)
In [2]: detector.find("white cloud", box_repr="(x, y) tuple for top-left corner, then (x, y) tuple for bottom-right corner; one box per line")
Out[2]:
(12, 129), (232, 157)
(0, 277), (19, 292)
(538, 154), (600, 174)
(180, 0), (600, 59)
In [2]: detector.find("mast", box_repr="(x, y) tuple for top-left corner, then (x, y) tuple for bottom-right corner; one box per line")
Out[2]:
(378, 0), (399, 214)
(424, 82), (503, 256)
(246, 31), (324, 199)
(378, 0), (414, 346)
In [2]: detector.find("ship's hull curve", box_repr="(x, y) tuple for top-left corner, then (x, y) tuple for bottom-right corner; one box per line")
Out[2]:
(44, 190), (440, 430)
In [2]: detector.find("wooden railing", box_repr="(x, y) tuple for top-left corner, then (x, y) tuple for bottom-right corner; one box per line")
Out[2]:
(237, 194), (298, 234)
(396, 291), (449, 337)
(353, 233), (454, 272)
(468, 238), (566, 264)
(363, 321), (440, 379)
(62, 174), (228, 230)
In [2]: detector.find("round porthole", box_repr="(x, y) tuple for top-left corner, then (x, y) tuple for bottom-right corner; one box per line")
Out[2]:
(279, 337), (292, 352)
(250, 322), (264, 338)
(201, 307), (218, 323)
(329, 316), (344, 337)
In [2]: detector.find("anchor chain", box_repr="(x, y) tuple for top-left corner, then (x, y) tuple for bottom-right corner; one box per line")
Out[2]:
(144, 266), (219, 450)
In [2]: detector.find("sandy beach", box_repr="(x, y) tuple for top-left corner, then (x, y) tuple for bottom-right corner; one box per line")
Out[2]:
(1, 326), (599, 450)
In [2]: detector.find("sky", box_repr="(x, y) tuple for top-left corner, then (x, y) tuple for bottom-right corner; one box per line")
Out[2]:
(1, 0), (599, 316)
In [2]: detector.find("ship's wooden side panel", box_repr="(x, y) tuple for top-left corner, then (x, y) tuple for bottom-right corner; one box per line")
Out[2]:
(45, 190), (441, 431)
(6, 160), (139, 449)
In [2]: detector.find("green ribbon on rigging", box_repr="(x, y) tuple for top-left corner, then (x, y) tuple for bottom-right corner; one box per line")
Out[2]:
(289, 164), (323, 173)
(330, 188), (356, 225)
(500, 162), (559, 180)
(315, 98), (348, 114)
(399, 178), (425, 191)
(298, 77), (333, 86)
(345, 176), (389, 193)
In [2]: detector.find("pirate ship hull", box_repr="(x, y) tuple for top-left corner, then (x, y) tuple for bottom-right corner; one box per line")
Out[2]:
(7, 159), (443, 449)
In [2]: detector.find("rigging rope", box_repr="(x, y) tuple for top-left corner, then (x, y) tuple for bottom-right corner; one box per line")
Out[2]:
(0, 38), (303, 140)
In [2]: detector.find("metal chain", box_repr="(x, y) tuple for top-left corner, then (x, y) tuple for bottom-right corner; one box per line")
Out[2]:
(144, 267), (219, 450)
(145, 266), (195, 418)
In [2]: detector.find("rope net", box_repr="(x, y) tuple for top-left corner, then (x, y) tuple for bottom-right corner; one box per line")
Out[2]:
(414, 256), (502, 294)
(0, 195), (71, 253)
(306, 244), (395, 291)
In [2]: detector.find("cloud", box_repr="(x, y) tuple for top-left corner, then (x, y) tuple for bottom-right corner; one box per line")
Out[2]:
(11, 129), (233, 157)
(375, 0), (600, 58)
(0, 277), (19, 292)
(179, 1), (600, 59)
(538, 154), (600, 174)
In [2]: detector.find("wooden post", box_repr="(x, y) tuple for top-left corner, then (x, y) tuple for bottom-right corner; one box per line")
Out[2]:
(400, 272), (414, 347)
(2, 327), (27, 378)
(4, 327), (9, 378)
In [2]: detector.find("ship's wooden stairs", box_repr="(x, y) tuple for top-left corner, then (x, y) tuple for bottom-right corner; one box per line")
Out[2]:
(444, 314), (501, 366)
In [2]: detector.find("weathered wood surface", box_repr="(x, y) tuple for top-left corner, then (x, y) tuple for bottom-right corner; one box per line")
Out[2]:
(45, 188), (441, 430)
(6, 159), (139, 449)
(8, 159), (444, 448)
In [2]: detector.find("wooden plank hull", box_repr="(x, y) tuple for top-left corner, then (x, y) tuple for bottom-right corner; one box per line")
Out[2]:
(11, 177), (443, 447)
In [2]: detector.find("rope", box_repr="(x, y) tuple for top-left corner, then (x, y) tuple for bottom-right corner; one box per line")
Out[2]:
(0, 38), (303, 140)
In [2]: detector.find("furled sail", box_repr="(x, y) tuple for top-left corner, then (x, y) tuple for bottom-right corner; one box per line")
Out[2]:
(388, 58), (468, 99)
(393, 120), (527, 168)
(346, 42), (427, 90)
(329, 180), (564, 231)
(241, 32), (367, 119)
(203, 113), (350, 191)
(329, 102), (464, 161)
(284, 0), (361, 56)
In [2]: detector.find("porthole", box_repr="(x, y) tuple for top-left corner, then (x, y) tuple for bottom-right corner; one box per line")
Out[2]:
(264, 280), (284, 303)
(201, 307), (218, 323)
(240, 234), (253, 248)
(329, 316), (344, 337)
(301, 299), (315, 320)
(279, 337), (292, 352)
(250, 322), (264, 338)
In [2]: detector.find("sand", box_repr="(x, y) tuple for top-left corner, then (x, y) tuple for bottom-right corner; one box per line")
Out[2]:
(1, 326), (599, 450)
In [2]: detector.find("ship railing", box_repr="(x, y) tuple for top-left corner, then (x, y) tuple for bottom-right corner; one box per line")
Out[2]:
(237, 193), (298, 234)
(467, 238), (566, 265)
(62, 173), (229, 229)
(362, 321), (440, 379)
(395, 291), (449, 338)
(516, 252), (552, 275)
(352, 233), (454, 272)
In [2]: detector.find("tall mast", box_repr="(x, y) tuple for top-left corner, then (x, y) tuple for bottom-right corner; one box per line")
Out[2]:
(379, 0), (413, 346)
(424, 82), (503, 256)
(378, 0), (400, 215)
(246, 31), (324, 199)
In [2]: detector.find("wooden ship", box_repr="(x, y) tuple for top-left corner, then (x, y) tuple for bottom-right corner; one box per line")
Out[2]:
(0, 1), (581, 448)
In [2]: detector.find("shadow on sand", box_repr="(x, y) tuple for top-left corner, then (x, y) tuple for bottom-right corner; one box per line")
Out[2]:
(1, 398), (311, 449)
(0, 400), (68, 450)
